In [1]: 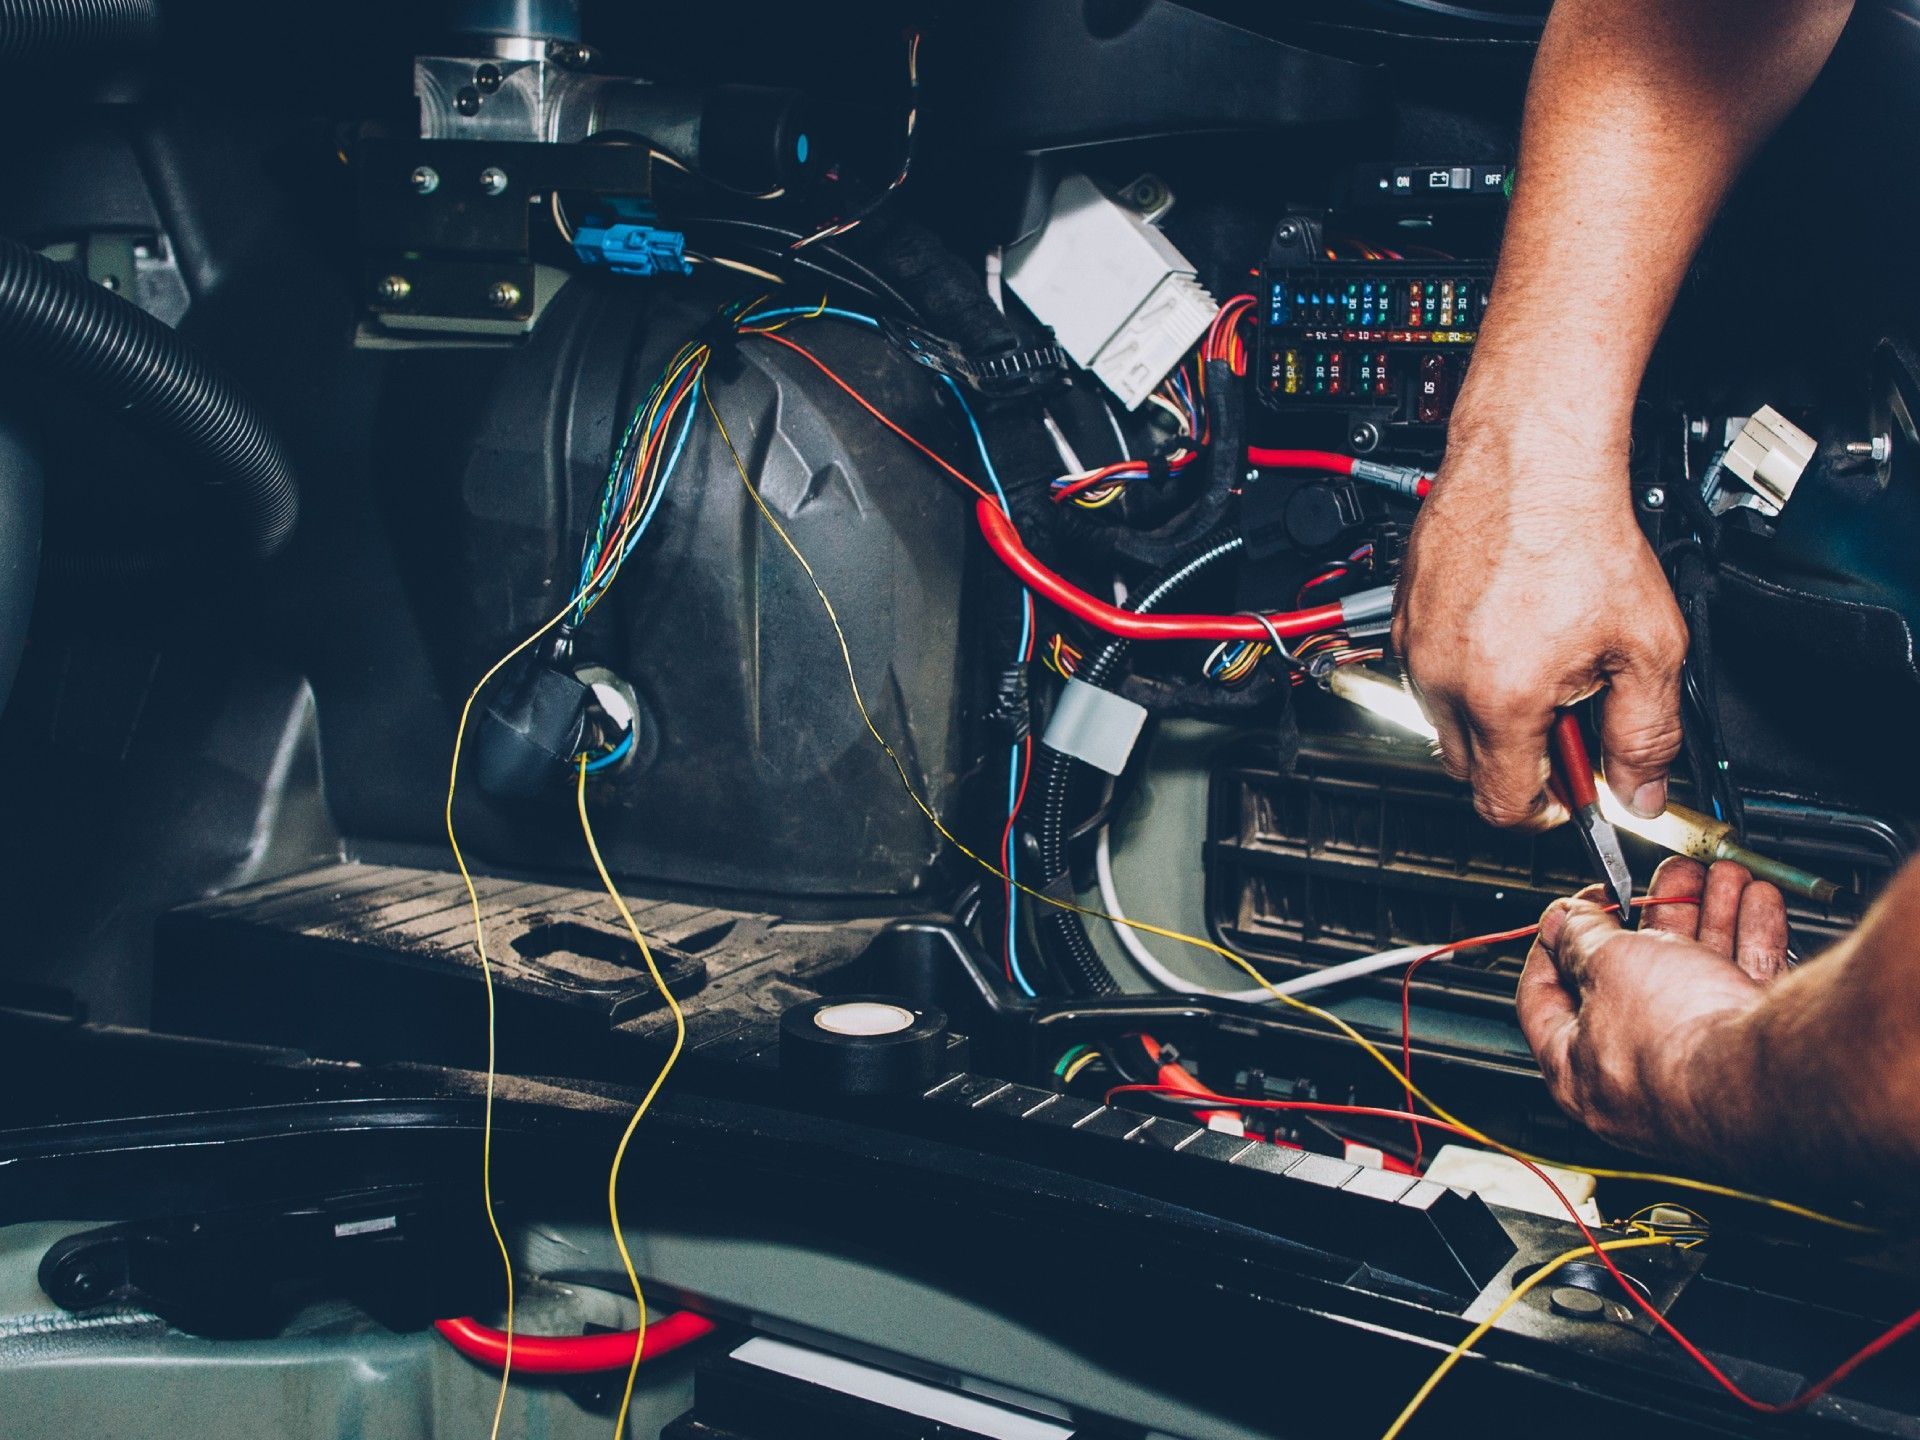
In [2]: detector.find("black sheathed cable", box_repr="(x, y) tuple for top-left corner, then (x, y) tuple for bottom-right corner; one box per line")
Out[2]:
(1031, 535), (1246, 996)
(0, 238), (299, 561)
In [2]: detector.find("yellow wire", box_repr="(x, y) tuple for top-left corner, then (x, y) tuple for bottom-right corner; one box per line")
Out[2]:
(1381, 1235), (1675, 1440)
(700, 385), (1872, 1237)
(1061, 1050), (1101, 1084)
(445, 593), (579, 1440)
(577, 757), (688, 1440)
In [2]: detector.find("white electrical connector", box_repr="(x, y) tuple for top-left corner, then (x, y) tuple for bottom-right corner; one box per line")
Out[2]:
(1715, 404), (1817, 517)
(1003, 173), (1216, 410)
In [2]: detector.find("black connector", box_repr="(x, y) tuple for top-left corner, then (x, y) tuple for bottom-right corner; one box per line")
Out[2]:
(474, 630), (591, 800)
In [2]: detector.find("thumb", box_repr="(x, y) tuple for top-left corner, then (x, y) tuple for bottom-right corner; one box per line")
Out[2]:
(1599, 641), (1686, 820)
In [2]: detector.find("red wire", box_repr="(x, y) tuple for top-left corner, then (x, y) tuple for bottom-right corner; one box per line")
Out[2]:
(976, 500), (1350, 642)
(1396, 897), (1698, 1165)
(1104, 1085), (1913, 1413)
(752, 331), (994, 503)
(434, 1312), (717, 1374)
(1001, 733), (1033, 981)
(1245, 447), (1359, 475)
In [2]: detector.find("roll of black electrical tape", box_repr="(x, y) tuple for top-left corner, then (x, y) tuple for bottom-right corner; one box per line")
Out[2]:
(779, 994), (949, 1097)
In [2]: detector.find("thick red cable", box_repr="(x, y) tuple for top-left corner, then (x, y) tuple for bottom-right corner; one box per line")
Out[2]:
(1245, 447), (1359, 474)
(434, 1311), (717, 1374)
(1104, 1085), (1914, 1413)
(751, 331), (993, 502)
(976, 500), (1350, 642)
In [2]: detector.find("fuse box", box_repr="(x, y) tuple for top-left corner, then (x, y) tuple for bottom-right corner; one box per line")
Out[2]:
(1257, 262), (1492, 427)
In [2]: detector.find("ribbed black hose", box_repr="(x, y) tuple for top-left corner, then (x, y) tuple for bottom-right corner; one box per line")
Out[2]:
(0, 239), (299, 561)
(1032, 536), (1246, 996)
(0, 0), (158, 61)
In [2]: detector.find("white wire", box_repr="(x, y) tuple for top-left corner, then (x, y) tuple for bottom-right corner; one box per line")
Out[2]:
(1093, 824), (1434, 1000)
(1041, 411), (1086, 474)
(1100, 397), (1130, 462)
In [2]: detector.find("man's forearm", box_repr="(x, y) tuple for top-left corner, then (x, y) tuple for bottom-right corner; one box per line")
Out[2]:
(1456, 0), (1853, 461)
(1673, 866), (1920, 1186)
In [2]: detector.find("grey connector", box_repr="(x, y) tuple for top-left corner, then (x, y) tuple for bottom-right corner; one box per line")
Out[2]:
(1709, 405), (1816, 519)
(1003, 174), (1216, 410)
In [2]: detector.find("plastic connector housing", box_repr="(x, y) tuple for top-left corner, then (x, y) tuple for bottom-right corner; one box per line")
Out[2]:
(1718, 404), (1816, 516)
(572, 221), (693, 278)
(1004, 173), (1216, 409)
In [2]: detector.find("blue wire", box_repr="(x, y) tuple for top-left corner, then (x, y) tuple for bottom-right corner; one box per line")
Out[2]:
(938, 373), (1038, 1000)
(584, 728), (636, 774)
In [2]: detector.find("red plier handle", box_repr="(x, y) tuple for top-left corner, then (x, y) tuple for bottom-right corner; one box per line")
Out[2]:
(1549, 711), (1599, 811)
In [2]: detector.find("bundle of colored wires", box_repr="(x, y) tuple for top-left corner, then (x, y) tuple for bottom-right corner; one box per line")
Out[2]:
(1052, 363), (1205, 509)
(790, 31), (920, 250)
(1043, 633), (1082, 679)
(1052, 296), (1245, 508)
(572, 330), (722, 624)
(1202, 292), (1256, 373)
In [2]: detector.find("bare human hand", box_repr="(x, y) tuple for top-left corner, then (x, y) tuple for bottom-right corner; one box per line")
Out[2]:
(1516, 855), (1789, 1158)
(1392, 425), (1690, 830)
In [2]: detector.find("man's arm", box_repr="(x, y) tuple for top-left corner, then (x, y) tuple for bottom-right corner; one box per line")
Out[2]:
(1521, 856), (1920, 1186)
(1393, 0), (1854, 829)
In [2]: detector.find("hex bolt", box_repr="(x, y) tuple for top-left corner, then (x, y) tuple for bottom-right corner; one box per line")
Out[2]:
(1641, 486), (1666, 509)
(409, 165), (440, 196)
(455, 86), (481, 117)
(487, 280), (523, 310)
(375, 274), (413, 303)
(479, 167), (510, 197)
(473, 62), (502, 94)
(1845, 435), (1892, 462)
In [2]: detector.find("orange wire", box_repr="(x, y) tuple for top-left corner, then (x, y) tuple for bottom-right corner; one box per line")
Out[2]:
(751, 331), (993, 502)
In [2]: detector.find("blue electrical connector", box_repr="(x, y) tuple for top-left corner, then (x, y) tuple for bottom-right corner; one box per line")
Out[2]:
(571, 200), (693, 278)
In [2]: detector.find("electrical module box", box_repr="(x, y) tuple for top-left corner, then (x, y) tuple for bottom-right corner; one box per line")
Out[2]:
(1257, 262), (1492, 426)
(1005, 173), (1216, 410)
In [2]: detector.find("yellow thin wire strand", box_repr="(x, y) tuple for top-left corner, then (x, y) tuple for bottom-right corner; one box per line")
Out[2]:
(576, 758), (688, 1440)
(445, 593), (578, 1440)
(1380, 1235), (1675, 1440)
(700, 386), (1872, 1237)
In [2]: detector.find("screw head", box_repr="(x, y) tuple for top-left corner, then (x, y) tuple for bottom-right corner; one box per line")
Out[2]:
(1276, 221), (1300, 242)
(1641, 486), (1666, 509)
(1688, 417), (1711, 441)
(375, 274), (412, 303)
(479, 167), (509, 197)
(409, 165), (439, 195)
(455, 85), (481, 117)
(1348, 420), (1382, 454)
(473, 62), (502, 94)
(487, 280), (523, 310)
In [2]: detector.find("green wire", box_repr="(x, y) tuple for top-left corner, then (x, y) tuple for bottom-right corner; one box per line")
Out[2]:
(1053, 1043), (1092, 1078)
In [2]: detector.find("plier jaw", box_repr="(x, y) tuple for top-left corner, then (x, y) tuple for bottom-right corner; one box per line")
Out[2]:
(1549, 709), (1635, 918)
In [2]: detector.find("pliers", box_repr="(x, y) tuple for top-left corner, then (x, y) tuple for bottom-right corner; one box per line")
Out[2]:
(1549, 708), (1635, 917)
